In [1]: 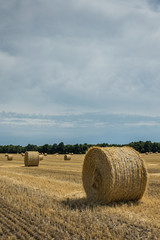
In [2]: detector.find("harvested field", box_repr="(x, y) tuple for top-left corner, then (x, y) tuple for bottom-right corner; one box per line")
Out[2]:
(0, 152), (160, 239)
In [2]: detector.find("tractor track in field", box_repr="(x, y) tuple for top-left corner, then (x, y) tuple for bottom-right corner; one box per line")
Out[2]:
(0, 201), (53, 240)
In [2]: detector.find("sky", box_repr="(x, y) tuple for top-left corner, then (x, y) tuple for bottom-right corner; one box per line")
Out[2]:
(0, 0), (160, 146)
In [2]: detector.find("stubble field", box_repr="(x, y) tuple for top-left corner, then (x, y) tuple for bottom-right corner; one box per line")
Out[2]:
(0, 152), (160, 240)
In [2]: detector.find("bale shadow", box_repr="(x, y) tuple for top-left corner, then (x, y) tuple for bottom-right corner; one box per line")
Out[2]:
(61, 197), (140, 211)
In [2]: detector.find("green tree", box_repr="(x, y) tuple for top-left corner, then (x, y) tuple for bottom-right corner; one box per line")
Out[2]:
(144, 141), (152, 153)
(57, 142), (65, 154)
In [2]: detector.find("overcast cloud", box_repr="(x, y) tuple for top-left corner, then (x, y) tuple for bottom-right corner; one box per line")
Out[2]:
(0, 0), (160, 145)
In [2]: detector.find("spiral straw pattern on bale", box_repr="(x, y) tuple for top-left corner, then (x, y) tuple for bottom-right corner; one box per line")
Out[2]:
(64, 154), (71, 160)
(82, 147), (148, 204)
(24, 151), (39, 167)
(7, 155), (13, 161)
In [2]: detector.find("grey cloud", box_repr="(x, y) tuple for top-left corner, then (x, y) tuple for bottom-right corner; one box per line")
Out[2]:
(147, 0), (160, 11)
(1, 111), (160, 145)
(1, 111), (160, 127)
(0, 0), (160, 116)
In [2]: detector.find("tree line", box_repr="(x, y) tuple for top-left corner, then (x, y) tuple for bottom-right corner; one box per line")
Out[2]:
(0, 141), (160, 154)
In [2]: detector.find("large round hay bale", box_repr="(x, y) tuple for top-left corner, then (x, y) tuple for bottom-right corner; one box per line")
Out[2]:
(44, 153), (47, 156)
(64, 154), (71, 160)
(7, 155), (13, 161)
(24, 151), (39, 167)
(82, 147), (148, 204)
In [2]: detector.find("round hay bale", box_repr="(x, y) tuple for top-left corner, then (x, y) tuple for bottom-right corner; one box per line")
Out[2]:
(82, 146), (148, 204)
(24, 151), (39, 167)
(39, 154), (43, 161)
(54, 153), (59, 156)
(64, 154), (71, 160)
(5, 153), (8, 157)
(44, 153), (47, 156)
(7, 155), (13, 161)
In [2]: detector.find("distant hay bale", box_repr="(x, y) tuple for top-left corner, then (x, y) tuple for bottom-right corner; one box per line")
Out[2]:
(7, 155), (13, 161)
(44, 153), (47, 156)
(5, 153), (8, 157)
(82, 146), (148, 204)
(39, 154), (43, 161)
(24, 151), (39, 167)
(64, 154), (71, 160)
(54, 153), (59, 156)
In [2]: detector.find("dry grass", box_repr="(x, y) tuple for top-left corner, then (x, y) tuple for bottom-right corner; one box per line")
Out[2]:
(0, 153), (159, 239)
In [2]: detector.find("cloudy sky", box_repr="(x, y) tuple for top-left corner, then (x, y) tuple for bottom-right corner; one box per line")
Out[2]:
(0, 0), (160, 146)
